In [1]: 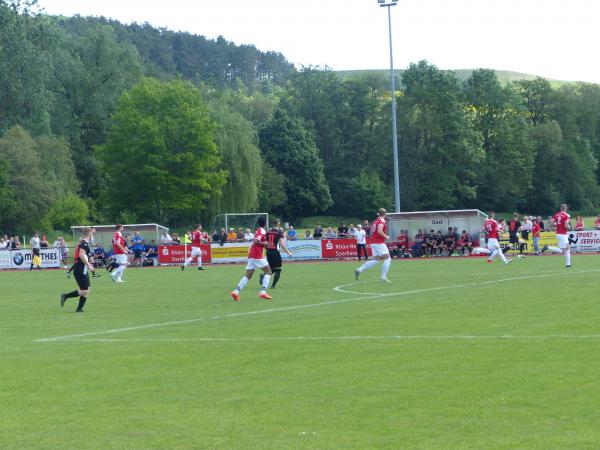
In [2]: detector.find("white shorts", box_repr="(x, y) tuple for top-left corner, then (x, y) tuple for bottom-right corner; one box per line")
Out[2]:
(246, 258), (269, 271)
(115, 254), (128, 265)
(557, 234), (569, 249)
(190, 246), (202, 258)
(486, 238), (500, 251)
(371, 243), (390, 257)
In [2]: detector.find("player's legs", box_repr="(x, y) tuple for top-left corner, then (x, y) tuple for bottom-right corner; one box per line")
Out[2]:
(557, 235), (571, 267)
(380, 254), (391, 281)
(111, 254), (128, 282)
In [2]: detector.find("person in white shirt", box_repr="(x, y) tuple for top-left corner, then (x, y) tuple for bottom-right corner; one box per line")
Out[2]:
(243, 229), (254, 242)
(29, 231), (42, 270)
(347, 224), (357, 239)
(159, 231), (173, 245)
(354, 224), (367, 260)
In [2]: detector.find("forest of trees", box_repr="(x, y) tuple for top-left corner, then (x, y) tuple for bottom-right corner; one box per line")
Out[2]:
(2, 0), (600, 233)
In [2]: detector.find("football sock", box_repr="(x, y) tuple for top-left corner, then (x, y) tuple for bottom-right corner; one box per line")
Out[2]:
(64, 290), (79, 299)
(498, 249), (508, 263)
(260, 274), (271, 292)
(114, 265), (125, 279)
(565, 249), (571, 266)
(236, 276), (249, 292)
(197, 257), (202, 268)
(76, 296), (86, 312)
(381, 258), (391, 279)
(184, 257), (192, 267)
(272, 270), (281, 288)
(358, 259), (378, 272)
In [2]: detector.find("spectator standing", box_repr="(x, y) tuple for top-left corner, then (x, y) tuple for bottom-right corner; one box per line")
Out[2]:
(324, 227), (337, 239)
(40, 234), (49, 248)
(537, 216), (545, 231)
(11, 236), (21, 250)
(313, 224), (323, 239)
(55, 237), (69, 268)
(508, 213), (522, 253)
(575, 216), (585, 231)
(287, 226), (297, 240)
(159, 231), (173, 245)
(594, 215), (600, 230)
(29, 231), (42, 270)
(347, 224), (356, 239)
(131, 231), (145, 267)
(337, 223), (349, 238)
(363, 220), (371, 237)
(532, 219), (542, 255)
(521, 216), (533, 251)
(243, 228), (254, 242)
(304, 230), (312, 239)
(354, 224), (367, 260)
(171, 233), (181, 244)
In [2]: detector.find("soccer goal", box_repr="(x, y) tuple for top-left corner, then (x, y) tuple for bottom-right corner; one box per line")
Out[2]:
(209, 213), (269, 235)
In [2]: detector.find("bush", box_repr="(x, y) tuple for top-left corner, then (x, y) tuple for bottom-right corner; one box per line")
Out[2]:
(43, 195), (89, 231)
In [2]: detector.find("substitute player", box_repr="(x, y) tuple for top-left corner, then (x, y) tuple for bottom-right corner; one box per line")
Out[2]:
(260, 219), (292, 289)
(182, 224), (207, 271)
(354, 208), (392, 282)
(110, 224), (131, 283)
(483, 211), (512, 264)
(60, 227), (94, 312)
(230, 216), (272, 301)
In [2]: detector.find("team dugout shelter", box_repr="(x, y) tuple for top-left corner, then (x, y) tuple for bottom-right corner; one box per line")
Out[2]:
(386, 209), (488, 245)
(70, 223), (169, 250)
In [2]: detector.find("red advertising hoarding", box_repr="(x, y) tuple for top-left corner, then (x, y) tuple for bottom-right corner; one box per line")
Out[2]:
(158, 244), (211, 264)
(320, 238), (374, 259)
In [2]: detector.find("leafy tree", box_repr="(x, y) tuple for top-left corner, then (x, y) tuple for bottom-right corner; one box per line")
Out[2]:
(0, 126), (52, 231)
(259, 109), (332, 218)
(35, 135), (79, 197)
(42, 194), (89, 231)
(258, 161), (287, 212)
(96, 78), (226, 223)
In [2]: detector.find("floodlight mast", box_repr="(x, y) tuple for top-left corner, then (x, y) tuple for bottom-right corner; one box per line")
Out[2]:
(378, 0), (401, 213)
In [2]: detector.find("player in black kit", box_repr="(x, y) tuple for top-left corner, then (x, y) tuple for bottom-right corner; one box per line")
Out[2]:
(60, 227), (95, 312)
(260, 219), (292, 289)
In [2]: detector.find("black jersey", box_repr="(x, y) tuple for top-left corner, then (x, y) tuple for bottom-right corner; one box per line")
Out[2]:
(266, 228), (284, 251)
(74, 239), (91, 272)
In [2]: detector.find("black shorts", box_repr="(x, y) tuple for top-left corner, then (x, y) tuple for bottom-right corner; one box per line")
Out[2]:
(73, 270), (90, 290)
(509, 234), (519, 244)
(266, 250), (282, 270)
(32, 248), (40, 256)
(134, 249), (143, 258)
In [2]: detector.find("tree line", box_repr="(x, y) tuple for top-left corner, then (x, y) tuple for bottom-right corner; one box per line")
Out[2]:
(2, 0), (600, 234)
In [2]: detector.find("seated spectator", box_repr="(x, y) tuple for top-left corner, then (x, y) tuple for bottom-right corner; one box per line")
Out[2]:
(443, 227), (457, 256)
(575, 216), (585, 231)
(411, 230), (425, 258)
(146, 240), (158, 259)
(171, 232), (181, 244)
(11, 236), (21, 250)
(93, 244), (107, 267)
(337, 222), (348, 238)
(159, 231), (173, 245)
(347, 224), (356, 239)
(313, 224), (323, 239)
(324, 227), (337, 239)
(457, 230), (473, 256)
(40, 234), (49, 248)
(211, 230), (220, 242)
(304, 230), (312, 239)
(218, 228), (227, 245)
(287, 225), (298, 240)
(396, 230), (409, 257)
(236, 227), (244, 241)
(243, 228), (254, 241)
(226, 228), (237, 242)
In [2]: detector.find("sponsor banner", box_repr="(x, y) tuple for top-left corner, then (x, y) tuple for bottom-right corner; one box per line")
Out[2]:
(281, 239), (322, 260)
(570, 230), (600, 253)
(158, 244), (211, 264)
(0, 249), (62, 269)
(499, 232), (557, 254)
(321, 238), (374, 259)
(211, 242), (251, 263)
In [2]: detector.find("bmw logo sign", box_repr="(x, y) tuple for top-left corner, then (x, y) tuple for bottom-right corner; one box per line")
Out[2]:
(13, 252), (24, 266)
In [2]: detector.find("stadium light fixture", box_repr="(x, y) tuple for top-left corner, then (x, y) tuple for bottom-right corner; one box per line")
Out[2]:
(377, 0), (401, 212)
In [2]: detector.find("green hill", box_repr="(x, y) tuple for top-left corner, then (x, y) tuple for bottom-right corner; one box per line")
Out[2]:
(335, 68), (576, 88)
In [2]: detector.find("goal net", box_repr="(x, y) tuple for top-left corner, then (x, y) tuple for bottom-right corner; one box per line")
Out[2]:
(209, 213), (269, 235)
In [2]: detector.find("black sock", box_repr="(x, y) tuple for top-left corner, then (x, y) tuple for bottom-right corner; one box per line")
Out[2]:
(76, 296), (86, 311)
(272, 270), (281, 288)
(64, 290), (79, 299)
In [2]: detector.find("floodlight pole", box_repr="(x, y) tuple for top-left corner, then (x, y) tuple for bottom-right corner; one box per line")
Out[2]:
(380, 0), (401, 213)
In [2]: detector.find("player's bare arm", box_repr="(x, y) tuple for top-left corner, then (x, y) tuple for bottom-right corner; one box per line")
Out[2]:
(79, 248), (94, 272)
(377, 224), (388, 241)
(279, 241), (292, 256)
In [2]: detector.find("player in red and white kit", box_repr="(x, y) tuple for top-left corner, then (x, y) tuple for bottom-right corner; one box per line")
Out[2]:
(483, 212), (511, 264)
(230, 216), (273, 301)
(110, 223), (132, 283)
(182, 224), (206, 271)
(547, 204), (572, 267)
(354, 208), (392, 282)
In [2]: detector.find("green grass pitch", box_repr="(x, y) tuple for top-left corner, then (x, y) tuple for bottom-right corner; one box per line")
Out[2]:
(2, 255), (600, 449)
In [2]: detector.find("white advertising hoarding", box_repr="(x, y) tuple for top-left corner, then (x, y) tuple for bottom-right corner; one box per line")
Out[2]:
(0, 249), (62, 269)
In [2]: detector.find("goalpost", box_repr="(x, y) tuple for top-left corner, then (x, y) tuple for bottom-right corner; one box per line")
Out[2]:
(209, 213), (270, 236)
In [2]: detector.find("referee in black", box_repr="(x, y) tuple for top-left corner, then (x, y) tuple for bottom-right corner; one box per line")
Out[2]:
(260, 219), (292, 289)
(60, 227), (94, 312)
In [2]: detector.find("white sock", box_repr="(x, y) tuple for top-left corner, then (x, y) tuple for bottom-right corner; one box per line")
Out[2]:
(114, 265), (125, 280)
(498, 249), (507, 263)
(197, 256), (202, 268)
(489, 249), (498, 260)
(565, 249), (571, 266)
(548, 246), (562, 254)
(261, 274), (270, 291)
(358, 259), (378, 272)
(184, 257), (193, 267)
(235, 276), (249, 292)
(381, 258), (391, 279)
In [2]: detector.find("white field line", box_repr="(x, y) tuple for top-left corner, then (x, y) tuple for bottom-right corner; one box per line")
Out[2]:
(59, 334), (600, 343)
(36, 268), (600, 343)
